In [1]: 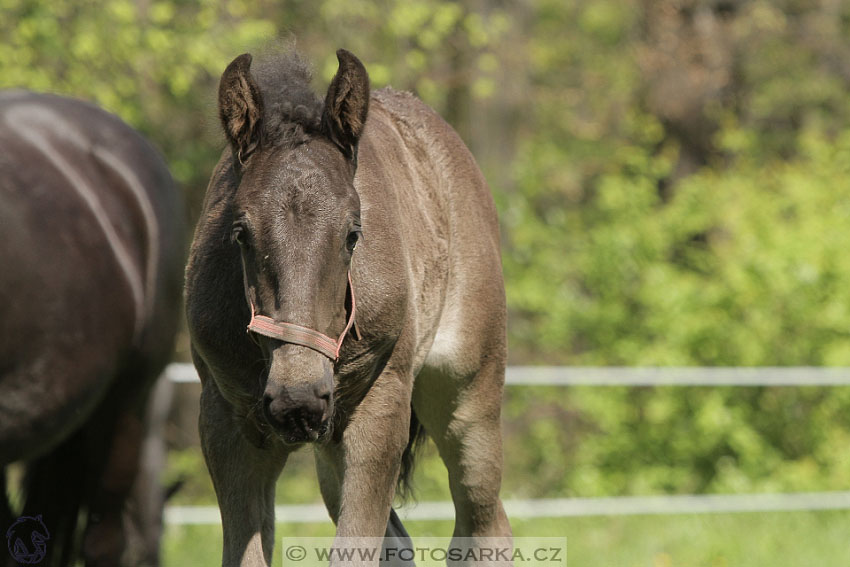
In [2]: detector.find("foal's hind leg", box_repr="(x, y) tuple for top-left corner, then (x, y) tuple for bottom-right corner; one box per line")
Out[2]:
(413, 361), (512, 543)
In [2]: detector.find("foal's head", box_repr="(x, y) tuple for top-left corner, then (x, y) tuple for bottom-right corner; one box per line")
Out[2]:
(218, 50), (369, 443)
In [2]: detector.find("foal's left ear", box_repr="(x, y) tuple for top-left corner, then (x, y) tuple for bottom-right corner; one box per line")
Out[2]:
(322, 49), (370, 165)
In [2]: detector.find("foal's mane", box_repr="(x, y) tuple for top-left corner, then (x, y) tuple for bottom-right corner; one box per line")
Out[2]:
(251, 51), (324, 148)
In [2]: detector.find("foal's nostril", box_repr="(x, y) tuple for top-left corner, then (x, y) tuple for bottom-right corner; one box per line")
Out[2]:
(314, 382), (331, 401)
(313, 388), (331, 420)
(314, 384), (331, 417)
(262, 394), (277, 425)
(317, 393), (330, 414)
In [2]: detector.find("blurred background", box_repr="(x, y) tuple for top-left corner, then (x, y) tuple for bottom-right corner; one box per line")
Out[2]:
(4, 0), (850, 564)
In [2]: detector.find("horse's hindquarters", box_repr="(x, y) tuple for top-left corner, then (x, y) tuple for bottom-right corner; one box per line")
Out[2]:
(0, 211), (135, 464)
(0, 90), (185, 565)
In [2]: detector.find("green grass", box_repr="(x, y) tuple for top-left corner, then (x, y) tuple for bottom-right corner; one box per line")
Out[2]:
(163, 509), (850, 566)
(161, 394), (850, 566)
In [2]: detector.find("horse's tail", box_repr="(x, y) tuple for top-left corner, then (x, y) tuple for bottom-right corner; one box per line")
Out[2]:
(396, 407), (427, 502)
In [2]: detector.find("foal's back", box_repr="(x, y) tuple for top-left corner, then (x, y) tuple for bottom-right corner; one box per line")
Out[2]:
(356, 87), (505, 377)
(359, 87), (512, 544)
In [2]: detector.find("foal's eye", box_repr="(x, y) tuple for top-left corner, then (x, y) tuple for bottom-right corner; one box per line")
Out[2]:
(346, 230), (360, 253)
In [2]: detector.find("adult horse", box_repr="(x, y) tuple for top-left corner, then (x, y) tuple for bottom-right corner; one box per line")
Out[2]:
(185, 49), (511, 566)
(0, 91), (184, 566)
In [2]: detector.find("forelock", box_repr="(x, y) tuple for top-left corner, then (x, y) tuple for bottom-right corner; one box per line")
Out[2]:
(252, 50), (324, 148)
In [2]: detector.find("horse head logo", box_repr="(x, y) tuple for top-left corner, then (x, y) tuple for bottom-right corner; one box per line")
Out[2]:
(6, 515), (50, 565)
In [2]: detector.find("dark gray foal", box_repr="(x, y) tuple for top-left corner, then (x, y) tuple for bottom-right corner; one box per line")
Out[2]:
(185, 49), (511, 566)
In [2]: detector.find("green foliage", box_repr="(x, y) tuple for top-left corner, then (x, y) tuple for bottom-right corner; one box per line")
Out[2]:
(506, 0), (850, 366)
(0, 0), (278, 211)
(499, 1), (850, 499)
(510, 128), (850, 366)
(503, 384), (850, 499)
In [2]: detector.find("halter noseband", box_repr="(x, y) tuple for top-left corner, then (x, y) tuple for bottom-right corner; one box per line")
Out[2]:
(246, 271), (358, 361)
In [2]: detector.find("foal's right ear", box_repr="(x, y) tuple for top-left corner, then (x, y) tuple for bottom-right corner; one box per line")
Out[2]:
(218, 53), (263, 166)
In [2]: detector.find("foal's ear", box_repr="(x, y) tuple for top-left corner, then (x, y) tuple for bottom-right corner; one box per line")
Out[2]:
(322, 49), (370, 164)
(219, 53), (263, 165)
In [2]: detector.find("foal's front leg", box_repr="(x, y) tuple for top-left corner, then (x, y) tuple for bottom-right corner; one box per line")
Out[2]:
(200, 380), (287, 567)
(333, 372), (412, 564)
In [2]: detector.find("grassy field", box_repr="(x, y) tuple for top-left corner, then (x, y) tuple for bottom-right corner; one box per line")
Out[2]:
(163, 509), (850, 566)
(161, 387), (850, 566)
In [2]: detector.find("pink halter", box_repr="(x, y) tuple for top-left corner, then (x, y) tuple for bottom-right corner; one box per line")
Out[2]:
(247, 271), (358, 360)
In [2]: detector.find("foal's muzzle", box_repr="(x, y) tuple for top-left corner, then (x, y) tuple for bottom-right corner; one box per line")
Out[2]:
(246, 271), (358, 443)
(262, 381), (331, 444)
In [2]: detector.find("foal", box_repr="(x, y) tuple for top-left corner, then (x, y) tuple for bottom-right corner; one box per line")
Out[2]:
(185, 48), (511, 566)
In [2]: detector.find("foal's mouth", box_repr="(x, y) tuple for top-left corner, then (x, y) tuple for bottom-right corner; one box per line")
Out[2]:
(273, 416), (332, 445)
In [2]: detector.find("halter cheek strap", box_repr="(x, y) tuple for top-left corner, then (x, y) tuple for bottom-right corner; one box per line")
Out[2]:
(247, 271), (358, 361)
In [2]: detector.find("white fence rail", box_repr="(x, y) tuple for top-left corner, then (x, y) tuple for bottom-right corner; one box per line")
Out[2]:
(163, 364), (850, 524)
(165, 492), (850, 525)
(167, 363), (850, 386)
